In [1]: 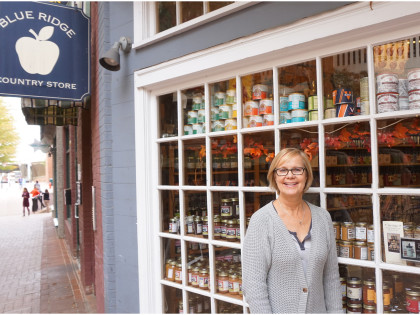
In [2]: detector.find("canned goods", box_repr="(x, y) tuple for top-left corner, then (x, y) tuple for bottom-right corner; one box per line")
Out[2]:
(263, 114), (274, 126)
(198, 109), (205, 123)
(259, 99), (273, 114)
(184, 124), (193, 135)
(409, 100), (420, 110)
(290, 109), (308, 122)
(225, 119), (237, 130)
(188, 110), (198, 124)
(212, 120), (224, 132)
(280, 111), (291, 124)
(249, 115), (263, 127)
(360, 100), (370, 115)
(360, 77), (369, 100)
(252, 84), (268, 100)
(325, 98), (334, 109)
(244, 101), (259, 116)
(333, 89), (353, 104)
(308, 96), (318, 110)
(214, 92), (226, 106)
(279, 96), (289, 111)
(193, 96), (203, 109)
(377, 92), (399, 113)
(219, 104), (232, 119)
(407, 68), (420, 92)
(376, 72), (399, 93)
(409, 89), (420, 103)
(226, 89), (236, 105)
(193, 123), (204, 134)
(336, 103), (355, 117)
(324, 108), (336, 119)
(288, 93), (305, 110)
(232, 103), (237, 118)
(211, 107), (219, 121)
(308, 110), (318, 120)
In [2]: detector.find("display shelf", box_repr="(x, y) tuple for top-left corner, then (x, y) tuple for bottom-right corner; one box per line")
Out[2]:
(326, 183), (371, 188)
(379, 163), (420, 167)
(327, 205), (372, 212)
(214, 292), (243, 302)
(337, 257), (376, 268)
(326, 164), (371, 167)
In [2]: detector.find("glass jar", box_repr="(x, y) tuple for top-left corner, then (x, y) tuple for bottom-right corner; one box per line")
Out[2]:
(340, 277), (347, 302)
(221, 219), (228, 240)
(165, 258), (173, 279)
(226, 220), (237, 242)
(363, 279), (376, 306)
(363, 304), (376, 314)
(340, 240), (354, 258)
(186, 215), (195, 234)
(179, 301), (183, 314)
(347, 303), (362, 314)
(383, 284), (391, 309)
(195, 296), (203, 313)
(187, 156), (196, 169)
(217, 270), (229, 293)
(392, 274), (403, 297)
(236, 219), (241, 241)
(347, 278), (363, 301)
(168, 261), (177, 281)
(355, 222), (367, 241)
(191, 266), (200, 287)
(368, 243), (374, 261)
(228, 273), (239, 295)
(202, 216), (208, 238)
(406, 290), (420, 313)
(220, 199), (233, 219)
(213, 155), (221, 169)
(244, 156), (252, 169)
(341, 222), (355, 241)
(367, 224), (374, 244)
(188, 297), (196, 314)
(354, 241), (368, 260)
(230, 155), (238, 169)
(214, 215), (221, 239)
(198, 268), (209, 290)
(231, 198), (239, 218)
(194, 216), (203, 235)
(169, 217), (178, 233)
(175, 262), (182, 283)
(333, 221), (341, 240)
(187, 264), (193, 285)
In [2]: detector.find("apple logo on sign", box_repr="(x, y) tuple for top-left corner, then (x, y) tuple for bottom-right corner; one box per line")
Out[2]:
(15, 26), (60, 75)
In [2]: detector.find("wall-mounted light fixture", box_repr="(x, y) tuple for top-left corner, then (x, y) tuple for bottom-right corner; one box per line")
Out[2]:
(99, 36), (132, 71)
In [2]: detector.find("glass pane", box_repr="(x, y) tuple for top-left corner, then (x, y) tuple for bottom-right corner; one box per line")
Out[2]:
(210, 78), (237, 133)
(382, 270), (420, 312)
(212, 135), (238, 186)
(212, 191), (239, 243)
(161, 190), (179, 234)
(243, 132), (274, 187)
(184, 139), (206, 186)
(280, 127), (319, 187)
(278, 60), (317, 124)
(181, 2), (203, 23)
(322, 49), (369, 118)
(182, 86), (205, 136)
(378, 117), (420, 188)
(184, 191), (207, 238)
(186, 240), (210, 291)
(209, 2), (234, 12)
(242, 70), (273, 128)
(244, 192), (276, 233)
(303, 193), (320, 206)
(216, 300), (243, 314)
(162, 238), (182, 282)
(162, 285), (183, 313)
(380, 195), (420, 268)
(186, 292), (211, 314)
(159, 92), (178, 138)
(373, 36), (419, 113)
(325, 122), (372, 188)
(160, 142), (178, 185)
(215, 247), (242, 300)
(157, 2), (176, 33)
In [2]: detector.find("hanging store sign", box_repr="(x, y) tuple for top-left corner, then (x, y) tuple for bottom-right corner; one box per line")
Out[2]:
(0, 2), (90, 101)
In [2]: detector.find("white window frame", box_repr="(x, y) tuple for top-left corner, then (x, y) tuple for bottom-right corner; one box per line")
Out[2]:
(135, 2), (420, 313)
(133, 1), (256, 49)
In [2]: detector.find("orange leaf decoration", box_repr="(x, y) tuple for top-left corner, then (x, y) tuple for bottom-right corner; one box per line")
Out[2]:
(392, 123), (408, 139)
(199, 145), (206, 159)
(339, 128), (352, 142)
(265, 152), (274, 163)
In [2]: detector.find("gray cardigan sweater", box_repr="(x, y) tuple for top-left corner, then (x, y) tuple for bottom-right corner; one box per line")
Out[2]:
(242, 201), (343, 314)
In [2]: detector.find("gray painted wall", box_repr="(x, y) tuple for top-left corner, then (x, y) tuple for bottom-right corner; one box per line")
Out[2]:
(98, 1), (352, 313)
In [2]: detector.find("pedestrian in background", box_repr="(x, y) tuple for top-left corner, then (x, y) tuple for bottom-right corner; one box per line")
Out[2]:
(43, 189), (50, 211)
(30, 185), (40, 213)
(34, 181), (45, 207)
(22, 187), (30, 216)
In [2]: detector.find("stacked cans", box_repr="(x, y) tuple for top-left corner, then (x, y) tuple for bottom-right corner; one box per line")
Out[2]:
(279, 92), (308, 124)
(211, 90), (237, 132)
(185, 95), (206, 135)
(333, 89), (354, 117)
(376, 73), (399, 113)
(359, 77), (370, 115)
(243, 84), (274, 127)
(408, 68), (420, 110)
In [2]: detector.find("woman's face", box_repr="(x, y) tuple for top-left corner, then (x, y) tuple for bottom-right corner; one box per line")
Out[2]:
(274, 154), (307, 197)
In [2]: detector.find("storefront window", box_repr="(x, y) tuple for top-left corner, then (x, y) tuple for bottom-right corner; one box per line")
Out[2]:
(162, 286), (183, 313)
(280, 127), (319, 187)
(212, 135), (238, 186)
(278, 60), (317, 124)
(183, 86), (205, 136)
(159, 92), (178, 138)
(157, 2), (176, 33)
(210, 79), (237, 132)
(322, 48), (368, 118)
(161, 190), (179, 234)
(243, 132), (274, 187)
(184, 139), (206, 186)
(242, 70), (273, 128)
(325, 122), (372, 187)
(160, 142), (178, 186)
(377, 117), (420, 188)
(184, 191), (207, 237)
(181, 2), (204, 23)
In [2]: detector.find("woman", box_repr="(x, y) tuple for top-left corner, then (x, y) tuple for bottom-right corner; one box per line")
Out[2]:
(243, 148), (342, 313)
(22, 187), (30, 216)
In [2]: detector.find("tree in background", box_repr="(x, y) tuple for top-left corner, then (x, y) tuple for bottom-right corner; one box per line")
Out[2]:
(0, 98), (19, 167)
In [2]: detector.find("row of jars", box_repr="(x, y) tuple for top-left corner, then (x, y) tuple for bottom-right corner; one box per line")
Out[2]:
(178, 295), (211, 314)
(182, 155), (256, 171)
(215, 259), (243, 296)
(333, 222), (374, 242)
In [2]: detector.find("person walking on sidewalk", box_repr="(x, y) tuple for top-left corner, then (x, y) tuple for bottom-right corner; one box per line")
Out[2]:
(30, 186), (40, 213)
(43, 189), (50, 211)
(34, 181), (46, 208)
(22, 187), (30, 216)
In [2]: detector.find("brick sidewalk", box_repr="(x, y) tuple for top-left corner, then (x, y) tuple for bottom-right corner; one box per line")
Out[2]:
(0, 213), (96, 313)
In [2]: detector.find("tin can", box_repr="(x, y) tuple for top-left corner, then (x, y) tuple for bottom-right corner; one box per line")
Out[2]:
(336, 103), (355, 117)
(232, 103), (237, 118)
(214, 92), (226, 106)
(193, 96), (203, 109)
(193, 123), (204, 134)
(188, 110), (198, 124)
(408, 68), (420, 92)
(333, 89), (353, 104)
(259, 99), (273, 114)
(198, 109), (206, 123)
(249, 115), (263, 127)
(308, 96), (318, 110)
(308, 110), (318, 121)
(377, 92), (399, 113)
(409, 89), (420, 103)
(211, 120), (224, 132)
(360, 77), (369, 100)
(225, 119), (237, 130)
(211, 107), (219, 121)
(244, 101), (259, 116)
(399, 79), (409, 97)
(252, 84), (268, 100)
(184, 124), (193, 135)
(288, 93), (305, 110)
(279, 96), (289, 111)
(226, 89), (236, 105)
(263, 114), (274, 126)
(409, 100), (420, 110)
(376, 72), (399, 93)
(325, 98), (334, 109)
(360, 100), (370, 115)
(280, 111), (291, 124)
(325, 108), (336, 119)
(219, 104), (232, 119)
(399, 97), (409, 110)
(290, 109), (308, 122)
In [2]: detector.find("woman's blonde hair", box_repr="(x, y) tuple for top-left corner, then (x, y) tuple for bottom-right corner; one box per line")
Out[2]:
(267, 148), (313, 194)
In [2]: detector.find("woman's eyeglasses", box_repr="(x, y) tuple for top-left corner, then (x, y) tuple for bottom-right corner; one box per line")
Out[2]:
(274, 167), (306, 176)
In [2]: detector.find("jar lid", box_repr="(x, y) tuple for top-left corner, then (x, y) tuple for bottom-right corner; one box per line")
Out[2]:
(363, 279), (375, 285)
(170, 261), (177, 266)
(219, 270), (228, 277)
(200, 268), (209, 274)
(214, 217), (221, 222)
(339, 277), (346, 282)
(406, 290), (420, 297)
(363, 304), (376, 310)
(341, 240), (353, 245)
(203, 216), (208, 222)
(221, 199), (231, 202)
(347, 278), (362, 285)
(227, 220), (236, 224)
(356, 222), (367, 226)
(347, 304), (362, 308)
(193, 266), (200, 272)
(230, 198), (239, 202)
(354, 241), (367, 246)
(229, 273), (238, 279)
(333, 221), (340, 226)
(166, 258), (173, 264)
(368, 224), (374, 228)
(222, 219), (228, 223)
(176, 263), (182, 267)
(194, 216), (202, 221)
(343, 222), (354, 226)
(383, 284), (390, 289)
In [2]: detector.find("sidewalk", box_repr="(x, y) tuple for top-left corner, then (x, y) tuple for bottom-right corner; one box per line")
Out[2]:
(0, 213), (96, 313)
